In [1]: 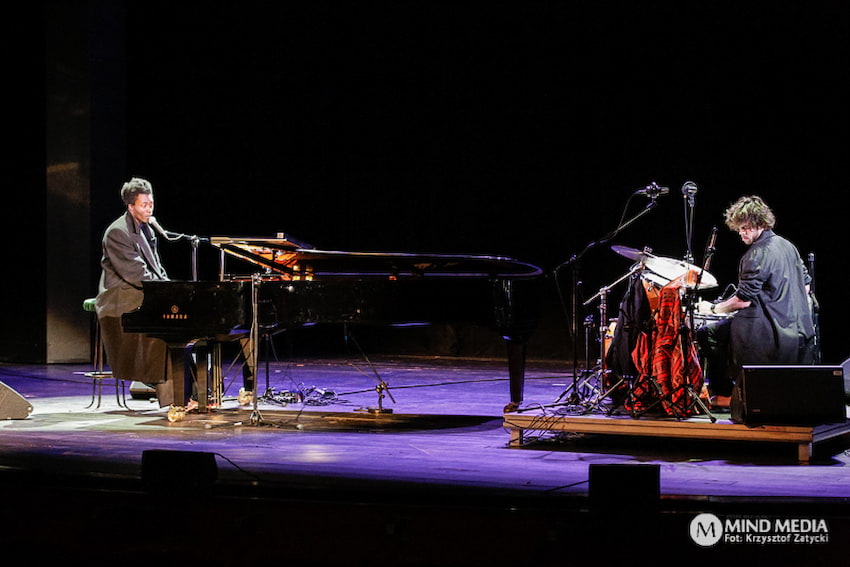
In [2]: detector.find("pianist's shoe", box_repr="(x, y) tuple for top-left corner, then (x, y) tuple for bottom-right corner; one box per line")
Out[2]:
(238, 388), (254, 407)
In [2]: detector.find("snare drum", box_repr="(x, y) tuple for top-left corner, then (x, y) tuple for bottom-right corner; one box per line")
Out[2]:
(692, 312), (731, 330)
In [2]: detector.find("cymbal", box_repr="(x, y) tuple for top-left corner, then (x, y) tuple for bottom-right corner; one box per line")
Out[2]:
(611, 245), (718, 289)
(610, 245), (653, 262)
(644, 256), (718, 289)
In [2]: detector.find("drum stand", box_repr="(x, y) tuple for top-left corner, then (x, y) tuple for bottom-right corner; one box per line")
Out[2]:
(678, 275), (716, 422)
(586, 271), (655, 414)
(553, 266), (644, 413)
(553, 316), (598, 405)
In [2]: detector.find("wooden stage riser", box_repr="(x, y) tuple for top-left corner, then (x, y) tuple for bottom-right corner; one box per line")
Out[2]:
(503, 413), (850, 464)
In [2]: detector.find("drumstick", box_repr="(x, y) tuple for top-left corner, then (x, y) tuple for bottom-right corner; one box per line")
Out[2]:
(702, 226), (718, 271)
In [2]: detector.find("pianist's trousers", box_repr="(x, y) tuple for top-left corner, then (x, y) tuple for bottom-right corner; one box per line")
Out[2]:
(153, 347), (194, 408)
(99, 316), (195, 407)
(98, 315), (169, 385)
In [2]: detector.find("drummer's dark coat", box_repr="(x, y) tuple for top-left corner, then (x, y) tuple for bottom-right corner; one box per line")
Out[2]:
(730, 229), (815, 366)
(605, 275), (652, 381)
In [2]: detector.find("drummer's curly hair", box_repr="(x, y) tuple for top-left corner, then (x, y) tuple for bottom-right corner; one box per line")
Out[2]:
(724, 195), (776, 231)
(121, 177), (153, 206)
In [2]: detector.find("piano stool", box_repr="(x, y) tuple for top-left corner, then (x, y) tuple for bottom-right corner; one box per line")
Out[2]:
(82, 298), (129, 409)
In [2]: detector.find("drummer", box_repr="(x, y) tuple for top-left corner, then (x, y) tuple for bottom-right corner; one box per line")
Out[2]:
(696, 195), (815, 410)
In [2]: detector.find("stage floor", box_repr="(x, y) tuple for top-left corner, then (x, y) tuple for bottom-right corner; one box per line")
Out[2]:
(2, 355), (849, 563)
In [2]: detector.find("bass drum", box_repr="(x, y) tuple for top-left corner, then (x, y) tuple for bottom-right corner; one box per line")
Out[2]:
(602, 319), (617, 366)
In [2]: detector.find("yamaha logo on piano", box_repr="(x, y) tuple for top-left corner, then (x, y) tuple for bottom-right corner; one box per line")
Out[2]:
(161, 304), (189, 320)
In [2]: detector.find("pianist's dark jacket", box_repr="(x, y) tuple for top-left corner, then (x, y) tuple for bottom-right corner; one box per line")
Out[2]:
(95, 211), (172, 395)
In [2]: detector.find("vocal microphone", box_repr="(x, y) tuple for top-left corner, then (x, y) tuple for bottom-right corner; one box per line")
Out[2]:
(681, 181), (698, 207)
(149, 216), (177, 240)
(150, 216), (209, 243)
(636, 182), (670, 198)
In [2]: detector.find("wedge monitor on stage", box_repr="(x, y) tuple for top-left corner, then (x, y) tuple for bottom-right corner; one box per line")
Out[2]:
(740, 365), (847, 426)
(0, 382), (33, 420)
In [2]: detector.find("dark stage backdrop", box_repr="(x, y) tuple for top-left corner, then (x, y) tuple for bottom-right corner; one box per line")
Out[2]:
(87, 1), (847, 362)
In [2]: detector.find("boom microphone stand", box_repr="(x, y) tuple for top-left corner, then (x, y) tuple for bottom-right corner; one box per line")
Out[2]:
(677, 182), (716, 421)
(553, 182), (667, 407)
(149, 216), (209, 281)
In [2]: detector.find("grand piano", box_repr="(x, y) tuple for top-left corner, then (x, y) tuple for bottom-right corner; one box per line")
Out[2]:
(122, 234), (543, 418)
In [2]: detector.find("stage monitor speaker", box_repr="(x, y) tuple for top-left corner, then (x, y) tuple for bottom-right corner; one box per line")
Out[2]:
(740, 365), (846, 426)
(0, 382), (33, 420)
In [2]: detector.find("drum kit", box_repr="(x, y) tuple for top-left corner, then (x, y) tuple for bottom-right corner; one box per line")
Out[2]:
(554, 242), (723, 419)
(540, 180), (730, 420)
(606, 244), (732, 328)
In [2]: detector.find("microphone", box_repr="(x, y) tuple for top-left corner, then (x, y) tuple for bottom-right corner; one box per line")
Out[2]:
(149, 216), (184, 242)
(150, 216), (209, 244)
(681, 181), (698, 207)
(148, 216), (171, 239)
(636, 182), (669, 198)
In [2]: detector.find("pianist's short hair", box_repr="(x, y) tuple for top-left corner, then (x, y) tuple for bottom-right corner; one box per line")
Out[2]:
(724, 195), (776, 231)
(121, 177), (153, 207)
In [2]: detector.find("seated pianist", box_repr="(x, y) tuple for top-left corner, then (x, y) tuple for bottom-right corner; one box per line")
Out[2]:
(94, 178), (178, 405)
(95, 177), (255, 412)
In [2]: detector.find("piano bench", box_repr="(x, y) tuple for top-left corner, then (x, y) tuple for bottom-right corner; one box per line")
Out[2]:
(82, 297), (129, 410)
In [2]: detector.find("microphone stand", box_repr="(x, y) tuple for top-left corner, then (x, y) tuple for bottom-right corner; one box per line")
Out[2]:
(153, 222), (209, 281)
(677, 184), (716, 421)
(807, 253), (822, 363)
(249, 273), (266, 426)
(552, 185), (664, 408)
(678, 180), (701, 345)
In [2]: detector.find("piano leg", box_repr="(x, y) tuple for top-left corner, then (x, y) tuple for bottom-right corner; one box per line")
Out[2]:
(493, 277), (540, 412)
(210, 342), (223, 407)
(195, 341), (209, 412)
(505, 339), (527, 407)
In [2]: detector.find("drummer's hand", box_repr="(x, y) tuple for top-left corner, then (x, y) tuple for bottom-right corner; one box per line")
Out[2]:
(696, 300), (715, 315)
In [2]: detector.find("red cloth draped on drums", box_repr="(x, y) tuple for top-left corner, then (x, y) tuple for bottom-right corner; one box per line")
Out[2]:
(626, 282), (704, 416)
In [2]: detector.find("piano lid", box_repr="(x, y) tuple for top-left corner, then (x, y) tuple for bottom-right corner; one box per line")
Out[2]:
(209, 235), (543, 279)
(210, 234), (314, 273)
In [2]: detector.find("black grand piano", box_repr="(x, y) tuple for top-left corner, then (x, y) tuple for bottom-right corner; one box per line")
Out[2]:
(122, 234), (543, 417)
